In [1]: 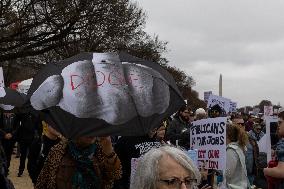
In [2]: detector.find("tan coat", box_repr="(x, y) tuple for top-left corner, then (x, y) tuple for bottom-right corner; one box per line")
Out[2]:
(35, 139), (121, 189)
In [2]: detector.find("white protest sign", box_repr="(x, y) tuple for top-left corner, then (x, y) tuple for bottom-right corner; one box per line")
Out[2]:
(0, 67), (4, 87)
(264, 106), (273, 117)
(258, 133), (267, 153)
(0, 87), (6, 97)
(190, 117), (227, 171)
(130, 158), (140, 185)
(207, 94), (231, 114)
(0, 104), (14, 110)
(229, 101), (237, 113)
(265, 116), (278, 163)
(187, 149), (198, 167)
(204, 91), (212, 102)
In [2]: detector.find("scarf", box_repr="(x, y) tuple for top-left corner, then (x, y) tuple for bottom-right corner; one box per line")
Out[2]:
(68, 142), (100, 189)
(35, 138), (122, 189)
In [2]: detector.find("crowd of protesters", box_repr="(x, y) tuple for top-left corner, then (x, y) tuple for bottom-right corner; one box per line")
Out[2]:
(0, 104), (283, 189)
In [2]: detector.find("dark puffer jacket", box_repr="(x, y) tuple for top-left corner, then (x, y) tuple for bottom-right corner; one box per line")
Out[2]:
(165, 116), (190, 149)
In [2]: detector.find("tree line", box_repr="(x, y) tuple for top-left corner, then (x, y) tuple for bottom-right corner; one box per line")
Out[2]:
(0, 0), (205, 109)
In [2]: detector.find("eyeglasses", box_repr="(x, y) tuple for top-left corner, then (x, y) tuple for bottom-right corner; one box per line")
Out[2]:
(159, 177), (197, 189)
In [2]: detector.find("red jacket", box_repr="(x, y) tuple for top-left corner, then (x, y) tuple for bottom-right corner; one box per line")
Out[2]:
(266, 160), (281, 189)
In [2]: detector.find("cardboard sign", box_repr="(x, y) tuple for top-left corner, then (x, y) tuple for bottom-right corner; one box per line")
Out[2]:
(207, 94), (231, 114)
(190, 117), (227, 171)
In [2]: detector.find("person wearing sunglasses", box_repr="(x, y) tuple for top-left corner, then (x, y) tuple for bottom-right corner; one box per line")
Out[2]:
(248, 123), (265, 142)
(130, 145), (211, 189)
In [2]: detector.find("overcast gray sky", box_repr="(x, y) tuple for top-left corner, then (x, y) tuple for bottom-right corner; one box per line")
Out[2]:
(137, 0), (284, 107)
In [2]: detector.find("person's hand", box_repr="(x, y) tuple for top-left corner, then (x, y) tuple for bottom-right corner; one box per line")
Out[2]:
(263, 167), (269, 176)
(200, 184), (212, 189)
(4, 133), (12, 140)
(99, 136), (114, 156)
(200, 166), (208, 180)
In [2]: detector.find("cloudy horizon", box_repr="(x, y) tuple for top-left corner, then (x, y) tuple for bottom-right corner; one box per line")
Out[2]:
(137, 0), (284, 108)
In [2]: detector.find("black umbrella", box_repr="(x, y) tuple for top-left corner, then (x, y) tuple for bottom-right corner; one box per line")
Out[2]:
(27, 52), (185, 138)
(0, 87), (27, 107)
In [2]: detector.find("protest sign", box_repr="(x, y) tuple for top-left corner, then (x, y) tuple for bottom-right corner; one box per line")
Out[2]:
(190, 117), (227, 171)
(258, 134), (267, 153)
(264, 106), (273, 117)
(207, 94), (231, 114)
(187, 149), (198, 167)
(265, 116), (278, 163)
(204, 91), (212, 102)
(0, 67), (4, 87)
(229, 101), (237, 113)
(130, 158), (140, 185)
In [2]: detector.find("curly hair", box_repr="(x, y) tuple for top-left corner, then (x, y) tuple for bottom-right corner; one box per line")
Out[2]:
(226, 123), (248, 150)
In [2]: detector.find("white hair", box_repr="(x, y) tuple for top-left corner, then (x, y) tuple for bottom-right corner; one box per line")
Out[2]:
(195, 108), (206, 115)
(130, 145), (201, 189)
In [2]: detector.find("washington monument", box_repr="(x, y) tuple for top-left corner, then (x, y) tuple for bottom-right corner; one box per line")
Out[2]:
(219, 74), (222, 97)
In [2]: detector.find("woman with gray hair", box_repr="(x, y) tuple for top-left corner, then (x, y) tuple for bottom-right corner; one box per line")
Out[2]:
(130, 145), (211, 189)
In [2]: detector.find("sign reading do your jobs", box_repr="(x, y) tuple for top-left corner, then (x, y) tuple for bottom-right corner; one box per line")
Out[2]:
(190, 117), (227, 171)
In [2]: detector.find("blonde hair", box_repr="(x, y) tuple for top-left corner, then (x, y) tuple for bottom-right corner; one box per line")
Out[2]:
(227, 123), (248, 150)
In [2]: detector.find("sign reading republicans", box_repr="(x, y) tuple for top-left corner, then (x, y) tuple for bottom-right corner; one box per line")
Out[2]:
(190, 117), (227, 171)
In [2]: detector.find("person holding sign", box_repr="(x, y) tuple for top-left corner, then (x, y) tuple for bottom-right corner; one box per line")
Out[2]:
(130, 145), (211, 189)
(264, 112), (284, 188)
(114, 122), (167, 189)
(226, 123), (250, 189)
(165, 105), (192, 149)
